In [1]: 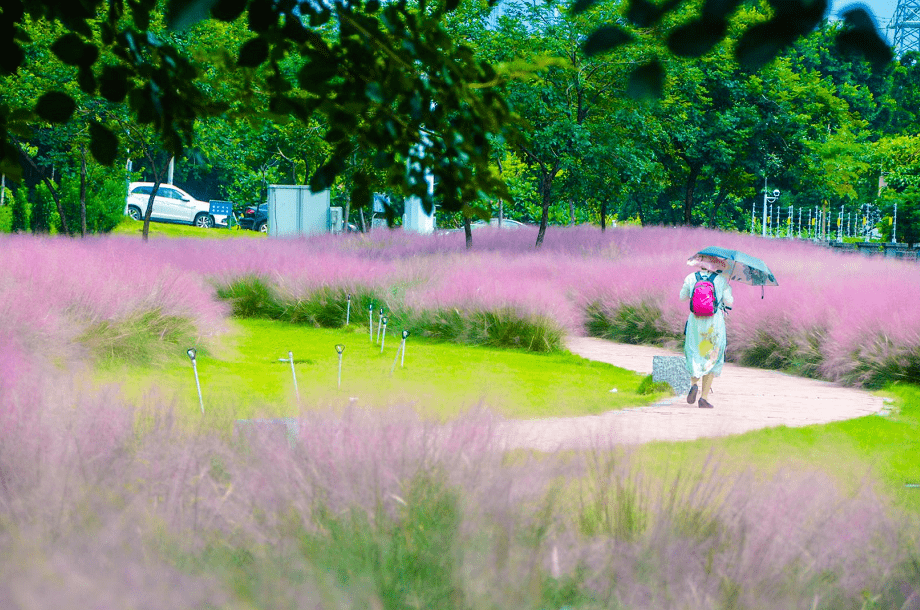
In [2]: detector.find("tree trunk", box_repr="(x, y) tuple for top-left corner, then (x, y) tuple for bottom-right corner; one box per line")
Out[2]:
(13, 139), (70, 235)
(359, 208), (367, 232)
(80, 146), (88, 237)
(683, 167), (700, 225)
(535, 170), (555, 249)
(142, 180), (161, 242)
(498, 198), (503, 227)
(344, 198), (351, 233)
(708, 186), (729, 228)
(600, 197), (607, 232)
(464, 215), (472, 250)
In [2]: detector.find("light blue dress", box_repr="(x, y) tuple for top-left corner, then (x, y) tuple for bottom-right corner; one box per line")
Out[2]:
(680, 271), (734, 378)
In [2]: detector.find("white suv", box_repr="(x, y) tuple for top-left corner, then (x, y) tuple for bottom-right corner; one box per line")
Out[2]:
(124, 182), (228, 228)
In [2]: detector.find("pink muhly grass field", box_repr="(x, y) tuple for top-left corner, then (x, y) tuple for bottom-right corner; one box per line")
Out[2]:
(2, 227), (920, 606)
(4, 226), (919, 385)
(135, 224), (919, 386)
(0, 366), (917, 608)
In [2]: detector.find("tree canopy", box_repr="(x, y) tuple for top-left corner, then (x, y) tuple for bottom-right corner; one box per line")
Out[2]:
(0, 0), (894, 219)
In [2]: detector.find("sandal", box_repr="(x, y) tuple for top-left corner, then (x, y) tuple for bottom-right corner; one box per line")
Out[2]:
(687, 384), (698, 404)
(698, 398), (714, 409)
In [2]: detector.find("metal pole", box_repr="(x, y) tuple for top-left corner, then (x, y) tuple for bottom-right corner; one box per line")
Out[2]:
(401, 330), (410, 367)
(798, 207), (802, 238)
(762, 177), (768, 237)
(346, 294), (351, 325)
(187, 349), (204, 415)
(288, 350), (299, 401)
(335, 344), (345, 388)
(751, 198), (756, 234)
(369, 304), (374, 341)
(376, 308), (384, 344)
(893, 203), (897, 243)
(838, 204), (843, 242)
(380, 316), (388, 353)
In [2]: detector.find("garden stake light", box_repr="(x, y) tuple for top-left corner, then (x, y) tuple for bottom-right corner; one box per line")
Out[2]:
(401, 329), (410, 367)
(391, 329), (410, 374)
(335, 344), (345, 388)
(376, 307), (384, 344)
(278, 351), (300, 402)
(187, 348), (204, 415)
(369, 303), (374, 341)
(380, 316), (388, 353)
(346, 294), (351, 325)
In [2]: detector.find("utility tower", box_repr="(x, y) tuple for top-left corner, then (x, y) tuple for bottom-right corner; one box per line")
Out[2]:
(890, 0), (920, 55)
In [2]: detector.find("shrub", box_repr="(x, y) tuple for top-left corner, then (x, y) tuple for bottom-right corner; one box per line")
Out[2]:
(636, 374), (672, 395)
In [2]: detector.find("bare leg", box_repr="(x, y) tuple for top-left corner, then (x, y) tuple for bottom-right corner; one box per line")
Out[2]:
(701, 373), (714, 399)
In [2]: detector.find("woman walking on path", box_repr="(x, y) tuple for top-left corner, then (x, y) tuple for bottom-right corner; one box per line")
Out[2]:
(680, 255), (734, 408)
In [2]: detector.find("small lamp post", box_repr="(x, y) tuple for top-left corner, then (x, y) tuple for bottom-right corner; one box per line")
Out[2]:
(380, 316), (388, 353)
(400, 329), (410, 367)
(187, 348), (204, 415)
(376, 308), (385, 344)
(762, 183), (780, 238)
(346, 294), (351, 326)
(335, 344), (345, 388)
(369, 303), (374, 341)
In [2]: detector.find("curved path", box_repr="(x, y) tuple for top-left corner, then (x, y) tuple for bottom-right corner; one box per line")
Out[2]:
(494, 337), (887, 452)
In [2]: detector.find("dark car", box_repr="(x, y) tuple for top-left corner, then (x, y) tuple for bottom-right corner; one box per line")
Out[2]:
(239, 203), (268, 233)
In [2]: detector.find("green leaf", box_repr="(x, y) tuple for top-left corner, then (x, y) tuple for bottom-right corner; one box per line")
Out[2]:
(211, 0), (248, 21)
(78, 65), (97, 94)
(734, 21), (789, 71)
(836, 8), (893, 71)
(89, 122), (119, 166)
(0, 155), (24, 184)
(51, 33), (85, 65)
(583, 26), (633, 56)
(100, 66), (130, 102)
(0, 42), (24, 75)
(34, 92), (76, 124)
(238, 37), (270, 67)
(249, 2), (277, 32)
(167, 0), (218, 30)
(626, 0), (661, 27)
(667, 18), (727, 57)
(626, 61), (664, 100)
(570, 0), (596, 15)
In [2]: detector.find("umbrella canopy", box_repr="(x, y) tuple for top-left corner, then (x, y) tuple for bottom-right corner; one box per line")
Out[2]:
(689, 246), (778, 287)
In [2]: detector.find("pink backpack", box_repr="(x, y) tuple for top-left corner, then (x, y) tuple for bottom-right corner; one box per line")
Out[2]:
(690, 272), (719, 317)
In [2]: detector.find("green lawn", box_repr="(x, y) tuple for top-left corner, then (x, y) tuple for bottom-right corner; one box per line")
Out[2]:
(101, 318), (669, 421)
(631, 383), (920, 514)
(111, 218), (265, 239)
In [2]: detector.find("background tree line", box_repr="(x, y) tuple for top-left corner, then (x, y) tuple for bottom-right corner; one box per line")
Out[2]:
(0, 0), (915, 243)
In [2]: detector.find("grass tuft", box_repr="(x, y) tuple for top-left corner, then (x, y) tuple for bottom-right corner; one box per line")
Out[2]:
(215, 276), (284, 319)
(79, 309), (198, 365)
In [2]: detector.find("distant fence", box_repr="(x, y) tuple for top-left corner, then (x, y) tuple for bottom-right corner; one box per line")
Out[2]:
(813, 240), (920, 260)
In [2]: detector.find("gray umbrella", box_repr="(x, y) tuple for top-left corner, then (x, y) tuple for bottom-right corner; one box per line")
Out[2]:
(692, 246), (778, 297)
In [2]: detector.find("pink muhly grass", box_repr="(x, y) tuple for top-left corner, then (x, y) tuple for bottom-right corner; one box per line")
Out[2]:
(0, 357), (916, 608)
(0, 235), (228, 365)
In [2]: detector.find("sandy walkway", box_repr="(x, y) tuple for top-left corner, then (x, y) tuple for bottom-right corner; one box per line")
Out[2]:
(494, 337), (887, 452)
